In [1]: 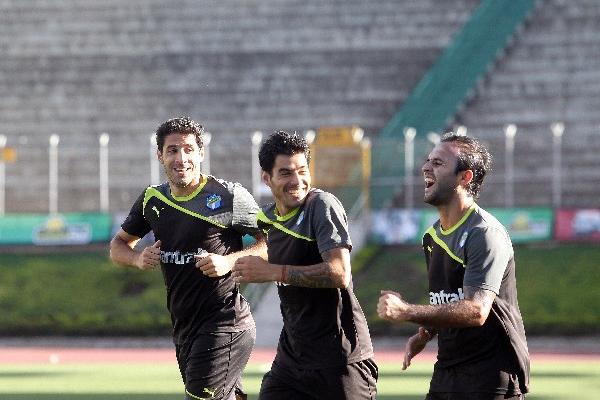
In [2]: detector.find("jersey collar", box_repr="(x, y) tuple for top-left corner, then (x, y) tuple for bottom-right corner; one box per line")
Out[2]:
(439, 202), (477, 235)
(170, 175), (208, 202)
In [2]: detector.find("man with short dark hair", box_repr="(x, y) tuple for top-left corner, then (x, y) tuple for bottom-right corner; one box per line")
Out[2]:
(232, 131), (378, 399)
(110, 116), (265, 400)
(377, 133), (530, 400)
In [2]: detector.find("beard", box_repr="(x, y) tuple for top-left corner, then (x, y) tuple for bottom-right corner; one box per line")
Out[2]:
(164, 166), (197, 189)
(424, 182), (456, 206)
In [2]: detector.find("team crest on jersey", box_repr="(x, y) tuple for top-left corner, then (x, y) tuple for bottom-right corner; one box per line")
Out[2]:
(206, 194), (222, 210)
(459, 231), (468, 248)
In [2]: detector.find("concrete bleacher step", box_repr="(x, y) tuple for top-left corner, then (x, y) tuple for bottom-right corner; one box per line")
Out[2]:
(451, 0), (600, 207)
(6, 0), (599, 211)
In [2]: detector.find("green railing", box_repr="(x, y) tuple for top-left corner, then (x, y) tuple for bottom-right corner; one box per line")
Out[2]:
(380, 0), (538, 138)
(367, 0), (539, 208)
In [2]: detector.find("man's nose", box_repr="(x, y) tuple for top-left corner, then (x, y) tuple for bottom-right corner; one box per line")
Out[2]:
(289, 171), (301, 185)
(175, 149), (186, 162)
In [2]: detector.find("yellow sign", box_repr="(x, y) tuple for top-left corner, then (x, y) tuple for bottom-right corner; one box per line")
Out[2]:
(310, 126), (370, 190)
(315, 126), (363, 147)
(0, 147), (16, 163)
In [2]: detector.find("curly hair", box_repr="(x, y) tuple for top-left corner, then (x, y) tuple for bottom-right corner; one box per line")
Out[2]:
(441, 133), (492, 199)
(259, 131), (311, 173)
(155, 117), (204, 151)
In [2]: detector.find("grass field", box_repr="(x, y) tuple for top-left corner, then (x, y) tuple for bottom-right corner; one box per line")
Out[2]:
(0, 358), (598, 400)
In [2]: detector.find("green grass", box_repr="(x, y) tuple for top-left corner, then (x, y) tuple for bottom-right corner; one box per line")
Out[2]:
(0, 359), (598, 399)
(0, 251), (171, 335)
(0, 242), (599, 335)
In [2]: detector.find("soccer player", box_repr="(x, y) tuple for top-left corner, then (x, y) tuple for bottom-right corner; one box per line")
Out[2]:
(232, 131), (378, 400)
(110, 117), (265, 400)
(377, 133), (530, 399)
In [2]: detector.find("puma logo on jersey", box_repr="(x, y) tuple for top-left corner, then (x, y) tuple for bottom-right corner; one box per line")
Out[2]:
(152, 206), (161, 217)
(430, 288), (464, 305)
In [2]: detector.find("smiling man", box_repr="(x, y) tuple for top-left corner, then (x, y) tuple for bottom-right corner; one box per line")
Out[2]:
(232, 131), (377, 400)
(110, 117), (265, 400)
(377, 134), (530, 400)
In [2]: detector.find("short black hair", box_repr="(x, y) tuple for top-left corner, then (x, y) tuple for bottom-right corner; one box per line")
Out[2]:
(441, 133), (492, 199)
(155, 117), (203, 151)
(259, 131), (311, 174)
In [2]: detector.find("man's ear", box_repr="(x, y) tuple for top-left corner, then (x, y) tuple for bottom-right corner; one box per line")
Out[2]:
(157, 149), (163, 163)
(198, 146), (205, 162)
(261, 170), (272, 187)
(460, 169), (474, 188)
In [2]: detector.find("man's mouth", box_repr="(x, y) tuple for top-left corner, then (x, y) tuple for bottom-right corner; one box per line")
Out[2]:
(424, 177), (435, 189)
(174, 166), (191, 175)
(286, 187), (305, 197)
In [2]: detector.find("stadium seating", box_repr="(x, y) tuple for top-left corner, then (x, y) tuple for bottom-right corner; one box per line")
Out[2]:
(0, 0), (479, 212)
(1, 0), (598, 210)
(453, 0), (600, 207)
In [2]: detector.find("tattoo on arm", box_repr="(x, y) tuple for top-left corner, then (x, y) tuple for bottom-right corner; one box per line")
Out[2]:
(285, 248), (349, 289)
(287, 263), (333, 288)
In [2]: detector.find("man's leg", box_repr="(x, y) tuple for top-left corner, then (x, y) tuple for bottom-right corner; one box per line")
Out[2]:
(318, 358), (379, 400)
(184, 327), (255, 400)
(258, 361), (306, 400)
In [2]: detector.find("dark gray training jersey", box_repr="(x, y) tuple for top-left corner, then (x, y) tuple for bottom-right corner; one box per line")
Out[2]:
(422, 204), (530, 395)
(257, 189), (374, 369)
(121, 176), (259, 344)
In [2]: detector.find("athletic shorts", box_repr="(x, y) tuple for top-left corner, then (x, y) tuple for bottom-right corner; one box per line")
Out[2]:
(175, 327), (256, 400)
(258, 358), (378, 400)
(426, 393), (524, 400)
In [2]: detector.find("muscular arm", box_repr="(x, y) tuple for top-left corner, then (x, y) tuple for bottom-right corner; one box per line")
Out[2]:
(377, 285), (496, 328)
(232, 246), (351, 289)
(285, 247), (351, 288)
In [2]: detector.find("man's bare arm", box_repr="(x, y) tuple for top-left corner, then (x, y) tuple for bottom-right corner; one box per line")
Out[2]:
(377, 286), (496, 328)
(232, 246), (351, 288)
(196, 232), (267, 277)
(109, 229), (161, 270)
(284, 247), (351, 289)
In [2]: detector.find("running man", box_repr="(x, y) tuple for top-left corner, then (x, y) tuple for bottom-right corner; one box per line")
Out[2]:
(110, 117), (265, 400)
(378, 133), (530, 399)
(232, 131), (378, 400)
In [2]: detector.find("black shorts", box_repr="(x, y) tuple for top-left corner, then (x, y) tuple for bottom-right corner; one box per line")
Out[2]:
(258, 358), (378, 400)
(175, 327), (256, 400)
(426, 393), (524, 400)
